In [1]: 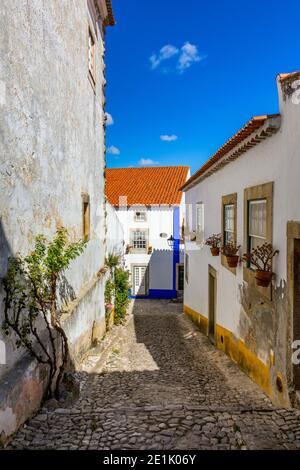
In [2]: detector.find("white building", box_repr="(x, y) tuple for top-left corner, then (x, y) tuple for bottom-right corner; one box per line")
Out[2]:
(182, 71), (300, 408)
(0, 0), (114, 441)
(106, 166), (190, 298)
(106, 201), (125, 259)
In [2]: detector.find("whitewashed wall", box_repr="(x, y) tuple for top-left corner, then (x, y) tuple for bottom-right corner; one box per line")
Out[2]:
(184, 77), (300, 337)
(106, 202), (124, 257)
(116, 206), (175, 291)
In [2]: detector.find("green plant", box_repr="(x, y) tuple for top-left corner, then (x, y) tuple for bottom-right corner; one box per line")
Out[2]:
(241, 243), (279, 272)
(114, 267), (130, 325)
(221, 242), (241, 256)
(105, 253), (120, 270)
(1, 228), (86, 400)
(104, 278), (114, 305)
(205, 234), (221, 248)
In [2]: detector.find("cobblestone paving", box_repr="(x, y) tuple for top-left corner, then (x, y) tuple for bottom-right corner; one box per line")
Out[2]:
(9, 300), (300, 450)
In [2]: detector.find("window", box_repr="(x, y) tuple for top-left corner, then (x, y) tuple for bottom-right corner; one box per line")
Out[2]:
(185, 253), (189, 283)
(132, 229), (148, 251)
(196, 202), (204, 243)
(134, 211), (147, 222)
(248, 199), (267, 251)
(221, 193), (237, 273)
(88, 28), (95, 83)
(224, 204), (235, 244)
(82, 193), (90, 241)
(243, 182), (273, 295)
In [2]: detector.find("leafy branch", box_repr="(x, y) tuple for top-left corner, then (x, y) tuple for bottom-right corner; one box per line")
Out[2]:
(241, 242), (279, 272)
(2, 228), (86, 400)
(205, 234), (221, 248)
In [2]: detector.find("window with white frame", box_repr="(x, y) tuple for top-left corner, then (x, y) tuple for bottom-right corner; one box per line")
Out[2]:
(132, 229), (148, 250)
(196, 202), (205, 243)
(248, 199), (267, 251)
(224, 204), (235, 245)
(88, 28), (95, 83)
(134, 211), (147, 222)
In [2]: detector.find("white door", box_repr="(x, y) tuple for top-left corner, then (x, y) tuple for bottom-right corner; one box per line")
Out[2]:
(133, 265), (147, 296)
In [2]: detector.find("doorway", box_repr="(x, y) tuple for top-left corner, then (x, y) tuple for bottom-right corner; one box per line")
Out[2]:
(132, 264), (148, 296)
(293, 239), (300, 390)
(176, 264), (184, 292)
(208, 266), (217, 343)
(287, 221), (300, 394)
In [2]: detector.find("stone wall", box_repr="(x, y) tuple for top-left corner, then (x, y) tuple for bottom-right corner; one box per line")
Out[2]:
(0, 0), (110, 440)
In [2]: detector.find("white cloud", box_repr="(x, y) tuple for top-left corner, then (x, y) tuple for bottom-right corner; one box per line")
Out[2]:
(107, 145), (120, 155)
(150, 42), (203, 73)
(160, 134), (178, 142)
(150, 44), (179, 69)
(177, 42), (201, 72)
(138, 158), (159, 166)
(105, 112), (114, 126)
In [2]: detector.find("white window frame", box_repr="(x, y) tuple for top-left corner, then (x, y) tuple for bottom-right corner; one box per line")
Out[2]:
(224, 203), (235, 245)
(131, 229), (148, 252)
(88, 27), (96, 83)
(196, 202), (205, 244)
(134, 211), (147, 222)
(248, 199), (267, 252)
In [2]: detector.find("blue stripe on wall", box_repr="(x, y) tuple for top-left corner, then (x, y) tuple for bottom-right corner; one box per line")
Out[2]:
(129, 289), (177, 300)
(173, 207), (180, 292)
(129, 207), (180, 300)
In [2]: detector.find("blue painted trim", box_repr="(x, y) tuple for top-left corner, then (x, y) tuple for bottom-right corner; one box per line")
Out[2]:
(129, 289), (177, 300)
(173, 207), (180, 293)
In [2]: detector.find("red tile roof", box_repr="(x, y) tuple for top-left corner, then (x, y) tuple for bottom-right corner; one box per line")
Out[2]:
(105, 0), (115, 26)
(106, 166), (190, 206)
(278, 71), (300, 83)
(181, 114), (280, 191)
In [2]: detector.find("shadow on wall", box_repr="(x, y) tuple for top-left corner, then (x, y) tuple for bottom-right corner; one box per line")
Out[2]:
(0, 218), (13, 370)
(0, 219), (78, 443)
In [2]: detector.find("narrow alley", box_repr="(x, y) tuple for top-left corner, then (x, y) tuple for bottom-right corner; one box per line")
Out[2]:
(8, 300), (300, 450)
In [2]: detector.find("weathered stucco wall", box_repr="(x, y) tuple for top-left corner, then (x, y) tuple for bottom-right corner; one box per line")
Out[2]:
(0, 0), (109, 440)
(184, 76), (300, 406)
(106, 202), (124, 257)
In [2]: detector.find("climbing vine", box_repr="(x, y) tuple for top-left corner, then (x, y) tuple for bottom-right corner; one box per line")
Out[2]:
(104, 253), (130, 326)
(114, 267), (130, 324)
(1, 228), (86, 400)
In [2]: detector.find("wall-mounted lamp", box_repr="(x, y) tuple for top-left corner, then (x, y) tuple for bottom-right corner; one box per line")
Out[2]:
(167, 235), (175, 248)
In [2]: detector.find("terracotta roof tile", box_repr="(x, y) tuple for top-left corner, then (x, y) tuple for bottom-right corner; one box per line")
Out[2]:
(278, 71), (300, 83)
(105, 0), (115, 26)
(181, 114), (280, 191)
(106, 166), (190, 206)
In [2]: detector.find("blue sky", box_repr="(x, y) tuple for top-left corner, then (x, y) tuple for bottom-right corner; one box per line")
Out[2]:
(105, 0), (300, 175)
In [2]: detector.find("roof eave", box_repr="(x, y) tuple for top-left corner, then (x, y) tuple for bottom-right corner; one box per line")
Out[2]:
(104, 0), (115, 26)
(181, 115), (281, 192)
(278, 71), (300, 84)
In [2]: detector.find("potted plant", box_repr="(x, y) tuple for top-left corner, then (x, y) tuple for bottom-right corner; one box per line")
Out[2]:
(190, 230), (196, 242)
(147, 246), (153, 254)
(205, 234), (221, 256)
(126, 244), (132, 254)
(222, 242), (241, 268)
(241, 243), (279, 287)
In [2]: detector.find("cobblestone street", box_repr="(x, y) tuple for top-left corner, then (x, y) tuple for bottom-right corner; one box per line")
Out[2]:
(9, 300), (300, 450)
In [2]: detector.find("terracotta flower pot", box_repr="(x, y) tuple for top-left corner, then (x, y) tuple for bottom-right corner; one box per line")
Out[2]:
(210, 247), (220, 256)
(226, 255), (239, 268)
(255, 270), (273, 287)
